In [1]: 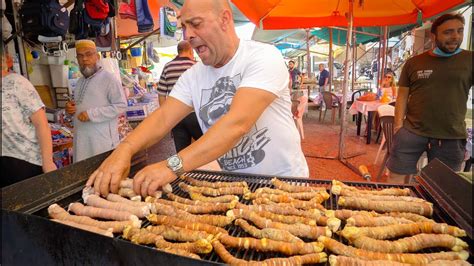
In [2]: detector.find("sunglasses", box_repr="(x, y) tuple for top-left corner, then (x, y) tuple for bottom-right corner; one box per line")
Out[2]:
(384, 75), (393, 79)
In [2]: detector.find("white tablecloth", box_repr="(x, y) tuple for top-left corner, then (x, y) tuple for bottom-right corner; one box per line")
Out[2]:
(349, 100), (389, 116)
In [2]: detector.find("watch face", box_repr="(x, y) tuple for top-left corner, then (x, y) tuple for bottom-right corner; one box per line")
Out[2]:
(168, 156), (180, 168)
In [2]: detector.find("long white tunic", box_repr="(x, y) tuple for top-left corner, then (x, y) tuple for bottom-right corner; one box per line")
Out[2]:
(73, 68), (127, 162)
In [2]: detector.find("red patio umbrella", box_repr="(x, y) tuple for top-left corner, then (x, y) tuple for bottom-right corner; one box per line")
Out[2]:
(231, 0), (469, 164)
(231, 0), (468, 29)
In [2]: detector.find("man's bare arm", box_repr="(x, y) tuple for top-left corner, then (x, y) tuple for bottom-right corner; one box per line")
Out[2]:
(178, 87), (277, 171)
(86, 98), (192, 195)
(130, 87), (278, 197)
(394, 86), (409, 132)
(158, 95), (166, 107)
(120, 98), (193, 155)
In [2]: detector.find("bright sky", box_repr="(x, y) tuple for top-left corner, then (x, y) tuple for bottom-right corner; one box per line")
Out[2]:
(235, 23), (256, 40)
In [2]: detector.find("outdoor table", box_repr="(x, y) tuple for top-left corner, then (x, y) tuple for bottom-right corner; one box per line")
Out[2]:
(349, 99), (391, 144)
(311, 92), (351, 106)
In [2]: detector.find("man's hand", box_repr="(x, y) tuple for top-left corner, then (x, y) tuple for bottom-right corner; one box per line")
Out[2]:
(77, 111), (90, 122)
(65, 101), (76, 115)
(291, 100), (299, 117)
(394, 118), (404, 134)
(42, 160), (57, 173)
(394, 124), (403, 134)
(86, 145), (133, 196)
(132, 161), (178, 198)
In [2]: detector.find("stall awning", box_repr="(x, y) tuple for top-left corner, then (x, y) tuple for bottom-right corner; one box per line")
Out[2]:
(231, 0), (469, 29)
(311, 24), (417, 46)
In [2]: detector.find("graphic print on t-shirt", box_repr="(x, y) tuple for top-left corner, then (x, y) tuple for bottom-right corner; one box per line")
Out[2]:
(416, 69), (433, 79)
(218, 126), (271, 171)
(198, 74), (271, 171)
(199, 75), (240, 128)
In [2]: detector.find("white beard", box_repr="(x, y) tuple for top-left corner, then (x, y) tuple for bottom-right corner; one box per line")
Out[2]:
(80, 65), (98, 77)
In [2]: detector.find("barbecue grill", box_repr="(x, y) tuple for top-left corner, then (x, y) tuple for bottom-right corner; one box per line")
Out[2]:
(2, 153), (473, 265)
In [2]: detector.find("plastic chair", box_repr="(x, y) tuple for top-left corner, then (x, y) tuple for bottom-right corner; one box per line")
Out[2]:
(348, 89), (369, 121)
(376, 101), (397, 143)
(348, 89), (369, 106)
(319, 91), (341, 124)
(374, 105), (395, 181)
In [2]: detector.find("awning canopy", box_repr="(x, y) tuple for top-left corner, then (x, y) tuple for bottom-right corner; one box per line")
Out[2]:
(311, 24), (417, 46)
(231, 0), (469, 29)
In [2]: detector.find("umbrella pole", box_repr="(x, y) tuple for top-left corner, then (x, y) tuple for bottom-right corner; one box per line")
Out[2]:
(306, 29), (312, 79)
(376, 29), (382, 88)
(352, 32), (357, 90)
(380, 26), (389, 75)
(329, 28), (334, 88)
(381, 26), (388, 80)
(338, 0), (354, 160)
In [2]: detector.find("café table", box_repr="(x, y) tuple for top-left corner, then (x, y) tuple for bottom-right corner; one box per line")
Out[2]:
(349, 99), (392, 144)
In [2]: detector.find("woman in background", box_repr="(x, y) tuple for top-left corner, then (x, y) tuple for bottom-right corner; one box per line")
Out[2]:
(379, 72), (397, 101)
(1, 47), (56, 187)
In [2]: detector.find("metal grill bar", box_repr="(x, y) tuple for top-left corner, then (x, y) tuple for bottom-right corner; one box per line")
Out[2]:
(32, 170), (473, 265)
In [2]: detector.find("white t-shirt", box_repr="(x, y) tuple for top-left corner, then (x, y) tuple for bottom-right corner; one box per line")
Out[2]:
(170, 40), (309, 177)
(2, 73), (45, 166)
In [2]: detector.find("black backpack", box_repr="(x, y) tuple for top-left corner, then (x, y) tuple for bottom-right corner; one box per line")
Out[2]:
(19, 0), (69, 42)
(69, 0), (85, 35)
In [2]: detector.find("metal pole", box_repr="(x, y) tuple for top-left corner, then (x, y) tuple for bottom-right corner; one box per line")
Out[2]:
(11, 2), (28, 77)
(380, 26), (388, 83)
(123, 27), (161, 52)
(338, 0), (354, 160)
(376, 29), (382, 88)
(305, 28), (312, 78)
(383, 25), (389, 76)
(329, 28), (334, 89)
(351, 32), (356, 91)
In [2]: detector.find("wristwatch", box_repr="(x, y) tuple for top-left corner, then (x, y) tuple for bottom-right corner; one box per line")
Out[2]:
(166, 154), (185, 178)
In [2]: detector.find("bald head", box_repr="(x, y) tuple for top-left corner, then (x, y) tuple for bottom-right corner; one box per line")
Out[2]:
(210, 0), (232, 15)
(181, 0), (233, 24)
(177, 40), (192, 54)
(179, 0), (239, 67)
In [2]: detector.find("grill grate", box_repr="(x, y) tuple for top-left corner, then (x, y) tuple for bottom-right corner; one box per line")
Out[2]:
(33, 170), (473, 265)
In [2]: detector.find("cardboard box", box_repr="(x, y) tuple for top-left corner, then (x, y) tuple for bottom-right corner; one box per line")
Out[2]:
(49, 64), (69, 87)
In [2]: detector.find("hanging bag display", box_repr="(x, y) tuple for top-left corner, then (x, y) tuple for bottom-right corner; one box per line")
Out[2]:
(69, 0), (85, 34)
(19, 0), (69, 43)
(84, 0), (109, 20)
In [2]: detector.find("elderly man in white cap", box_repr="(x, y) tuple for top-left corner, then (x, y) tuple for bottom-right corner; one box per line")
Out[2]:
(65, 40), (127, 162)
